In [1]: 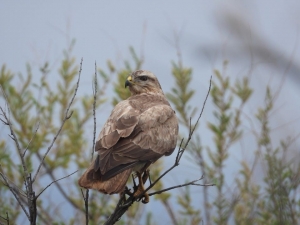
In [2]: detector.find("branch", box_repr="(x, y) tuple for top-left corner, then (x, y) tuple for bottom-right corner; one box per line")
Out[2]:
(91, 61), (98, 162)
(189, 75), (212, 141)
(83, 61), (98, 225)
(148, 176), (215, 196)
(35, 170), (78, 199)
(35, 153), (89, 215)
(23, 122), (39, 157)
(33, 58), (83, 183)
(0, 86), (34, 222)
(0, 170), (29, 220)
(0, 212), (10, 225)
(103, 76), (212, 225)
(0, 85), (29, 179)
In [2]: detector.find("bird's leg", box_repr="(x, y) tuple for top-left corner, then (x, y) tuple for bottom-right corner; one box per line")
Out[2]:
(147, 170), (152, 186)
(142, 169), (150, 184)
(124, 174), (137, 197)
(133, 171), (149, 204)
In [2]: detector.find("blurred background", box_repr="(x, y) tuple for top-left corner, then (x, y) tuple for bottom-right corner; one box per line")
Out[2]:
(1, 1), (300, 224)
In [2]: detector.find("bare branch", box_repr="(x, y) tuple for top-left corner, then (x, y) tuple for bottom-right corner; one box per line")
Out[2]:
(189, 117), (192, 136)
(148, 177), (215, 196)
(23, 122), (40, 157)
(0, 170), (29, 220)
(36, 170), (78, 199)
(6, 213), (9, 225)
(35, 153), (88, 215)
(0, 174), (27, 198)
(83, 60), (98, 225)
(189, 75), (212, 139)
(80, 188), (86, 201)
(0, 212), (10, 225)
(0, 117), (8, 125)
(33, 58), (83, 183)
(0, 86), (29, 179)
(0, 85), (37, 223)
(91, 61), (98, 161)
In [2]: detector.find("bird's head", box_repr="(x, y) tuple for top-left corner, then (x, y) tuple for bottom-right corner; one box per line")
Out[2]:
(125, 70), (163, 95)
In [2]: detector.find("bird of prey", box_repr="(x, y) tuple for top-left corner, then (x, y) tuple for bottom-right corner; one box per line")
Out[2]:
(78, 70), (178, 203)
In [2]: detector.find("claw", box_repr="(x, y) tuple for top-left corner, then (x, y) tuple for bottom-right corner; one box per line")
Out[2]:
(142, 170), (149, 184)
(142, 196), (149, 204)
(132, 174), (137, 189)
(133, 172), (150, 204)
(124, 186), (133, 197)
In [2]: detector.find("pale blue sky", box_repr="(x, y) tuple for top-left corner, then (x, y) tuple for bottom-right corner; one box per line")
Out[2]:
(1, 1), (300, 223)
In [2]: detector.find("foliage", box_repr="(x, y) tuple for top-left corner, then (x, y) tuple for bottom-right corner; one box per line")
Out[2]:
(0, 40), (299, 225)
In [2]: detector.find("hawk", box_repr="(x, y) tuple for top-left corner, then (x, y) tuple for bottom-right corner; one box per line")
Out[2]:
(78, 70), (178, 203)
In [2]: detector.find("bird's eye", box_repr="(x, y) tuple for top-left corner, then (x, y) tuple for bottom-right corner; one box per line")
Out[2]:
(139, 76), (148, 81)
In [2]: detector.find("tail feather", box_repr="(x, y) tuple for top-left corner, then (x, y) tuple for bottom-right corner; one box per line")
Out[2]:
(78, 164), (132, 194)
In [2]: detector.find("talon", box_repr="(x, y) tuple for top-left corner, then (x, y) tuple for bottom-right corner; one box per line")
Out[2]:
(142, 194), (149, 204)
(133, 171), (150, 204)
(142, 170), (150, 184)
(132, 174), (137, 188)
(124, 186), (133, 197)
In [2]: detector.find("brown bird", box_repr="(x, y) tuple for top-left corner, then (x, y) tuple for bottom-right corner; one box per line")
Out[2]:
(78, 70), (178, 203)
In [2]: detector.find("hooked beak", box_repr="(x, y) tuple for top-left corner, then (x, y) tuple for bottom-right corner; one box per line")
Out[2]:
(125, 75), (133, 88)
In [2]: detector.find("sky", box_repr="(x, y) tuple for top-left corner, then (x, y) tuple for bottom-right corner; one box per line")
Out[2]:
(1, 0), (300, 223)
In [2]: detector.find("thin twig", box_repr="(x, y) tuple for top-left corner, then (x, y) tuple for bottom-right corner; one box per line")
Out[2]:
(6, 212), (10, 225)
(0, 166), (27, 198)
(189, 75), (212, 140)
(35, 153), (87, 215)
(148, 177), (215, 196)
(0, 86), (29, 179)
(0, 215), (6, 220)
(91, 61), (98, 161)
(189, 117), (192, 136)
(23, 122), (40, 157)
(0, 212), (10, 225)
(0, 86), (32, 221)
(83, 61), (98, 225)
(80, 189), (86, 201)
(0, 117), (8, 125)
(33, 58), (83, 183)
(143, 141), (185, 196)
(0, 171), (29, 220)
(6, 213), (9, 225)
(36, 170), (78, 199)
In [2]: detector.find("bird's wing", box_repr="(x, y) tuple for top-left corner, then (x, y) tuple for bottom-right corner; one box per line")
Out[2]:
(96, 100), (140, 149)
(95, 100), (178, 180)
